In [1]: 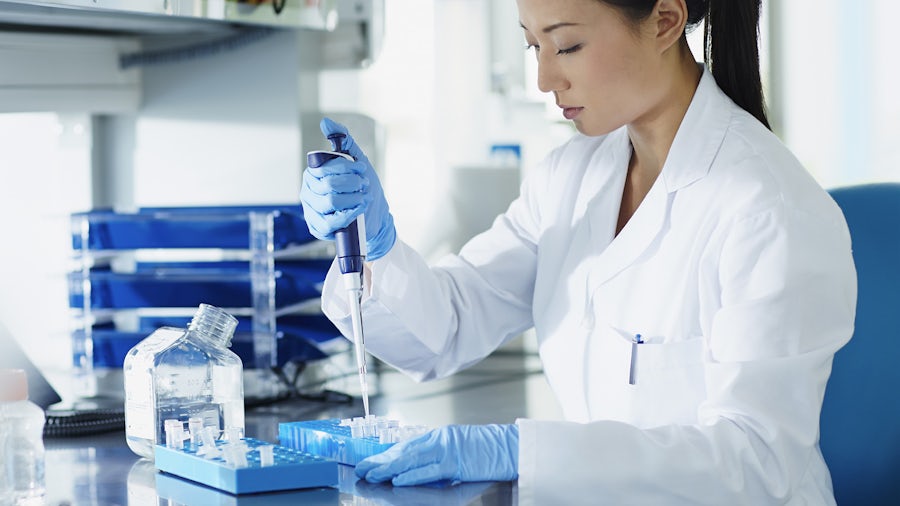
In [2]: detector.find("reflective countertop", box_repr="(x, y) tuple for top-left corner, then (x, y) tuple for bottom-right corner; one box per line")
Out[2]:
(42, 348), (560, 505)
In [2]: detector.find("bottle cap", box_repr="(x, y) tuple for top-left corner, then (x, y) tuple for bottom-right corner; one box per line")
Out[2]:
(0, 369), (28, 401)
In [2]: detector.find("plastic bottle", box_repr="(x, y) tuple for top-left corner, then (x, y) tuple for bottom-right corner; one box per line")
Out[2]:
(0, 369), (47, 505)
(123, 304), (244, 460)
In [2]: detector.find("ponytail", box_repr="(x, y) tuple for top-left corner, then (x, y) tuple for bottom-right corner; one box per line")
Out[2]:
(703, 0), (770, 129)
(600, 0), (771, 130)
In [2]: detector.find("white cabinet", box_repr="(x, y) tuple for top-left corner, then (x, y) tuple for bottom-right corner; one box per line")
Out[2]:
(0, 32), (140, 113)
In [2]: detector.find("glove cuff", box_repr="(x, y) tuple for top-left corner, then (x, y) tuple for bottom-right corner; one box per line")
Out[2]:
(366, 215), (397, 261)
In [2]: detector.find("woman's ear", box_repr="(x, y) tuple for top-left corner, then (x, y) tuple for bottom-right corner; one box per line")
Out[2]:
(652, 0), (689, 53)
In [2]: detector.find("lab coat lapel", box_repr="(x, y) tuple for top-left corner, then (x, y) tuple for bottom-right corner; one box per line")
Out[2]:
(587, 176), (669, 287)
(544, 129), (631, 302)
(660, 66), (730, 192)
(585, 66), (728, 289)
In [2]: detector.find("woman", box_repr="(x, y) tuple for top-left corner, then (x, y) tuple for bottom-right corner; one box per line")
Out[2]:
(300, 0), (857, 503)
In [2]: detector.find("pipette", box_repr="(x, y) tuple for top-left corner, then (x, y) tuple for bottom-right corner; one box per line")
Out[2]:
(307, 134), (370, 417)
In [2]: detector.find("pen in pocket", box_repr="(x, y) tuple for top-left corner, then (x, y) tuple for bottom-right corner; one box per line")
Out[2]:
(629, 333), (643, 385)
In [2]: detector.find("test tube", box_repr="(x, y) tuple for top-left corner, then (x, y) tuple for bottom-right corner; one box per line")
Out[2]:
(224, 426), (244, 442)
(198, 426), (221, 458)
(188, 417), (203, 446)
(350, 419), (363, 439)
(379, 427), (396, 444)
(223, 444), (249, 468)
(258, 445), (275, 467)
(375, 418), (390, 438)
(164, 419), (184, 450)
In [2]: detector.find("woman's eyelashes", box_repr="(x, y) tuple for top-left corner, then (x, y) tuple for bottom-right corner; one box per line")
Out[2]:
(557, 44), (582, 55)
(524, 43), (582, 55)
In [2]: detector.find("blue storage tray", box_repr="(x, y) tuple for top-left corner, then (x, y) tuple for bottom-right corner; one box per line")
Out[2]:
(137, 314), (343, 347)
(85, 315), (340, 368)
(154, 438), (337, 494)
(68, 260), (330, 309)
(71, 205), (315, 251)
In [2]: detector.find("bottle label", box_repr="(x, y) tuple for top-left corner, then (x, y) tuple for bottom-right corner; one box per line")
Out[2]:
(125, 370), (155, 440)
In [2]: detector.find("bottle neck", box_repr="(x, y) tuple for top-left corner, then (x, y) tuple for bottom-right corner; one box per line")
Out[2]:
(187, 304), (238, 347)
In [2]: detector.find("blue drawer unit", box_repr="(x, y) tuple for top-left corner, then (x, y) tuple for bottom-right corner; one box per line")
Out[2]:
(68, 260), (330, 309)
(68, 205), (337, 378)
(86, 314), (342, 369)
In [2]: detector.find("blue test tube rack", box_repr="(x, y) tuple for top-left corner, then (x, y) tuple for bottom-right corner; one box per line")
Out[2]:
(278, 418), (430, 466)
(154, 437), (338, 494)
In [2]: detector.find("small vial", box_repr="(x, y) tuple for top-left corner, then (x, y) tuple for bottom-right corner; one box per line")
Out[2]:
(375, 418), (390, 438)
(164, 419), (184, 450)
(222, 445), (236, 466)
(364, 415), (379, 438)
(223, 443), (249, 468)
(188, 417), (203, 446)
(349, 419), (363, 439)
(197, 427), (221, 458)
(201, 426), (219, 445)
(379, 428), (396, 444)
(224, 427), (244, 442)
(0, 369), (46, 504)
(258, 445), (275, 467)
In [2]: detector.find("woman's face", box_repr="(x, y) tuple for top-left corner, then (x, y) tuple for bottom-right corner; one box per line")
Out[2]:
(517, 0), (665, 136)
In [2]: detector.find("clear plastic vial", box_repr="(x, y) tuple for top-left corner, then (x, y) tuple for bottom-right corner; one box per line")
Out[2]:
(0, 369), (47, 505)
(123, 304), (245, 459)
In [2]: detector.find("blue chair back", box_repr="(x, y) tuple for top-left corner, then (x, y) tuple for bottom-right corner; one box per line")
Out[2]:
(823, 183), (900, 505)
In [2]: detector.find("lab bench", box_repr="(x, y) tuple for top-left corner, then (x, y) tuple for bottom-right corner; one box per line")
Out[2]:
(42, 349), (556, 505)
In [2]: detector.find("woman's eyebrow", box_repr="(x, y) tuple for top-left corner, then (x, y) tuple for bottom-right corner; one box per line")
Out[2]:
(519, 21), (580, 34)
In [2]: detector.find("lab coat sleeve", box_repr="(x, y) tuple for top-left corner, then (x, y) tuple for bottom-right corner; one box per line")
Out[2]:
(517, 203), (857, 505)
(320, 162), (550, 381)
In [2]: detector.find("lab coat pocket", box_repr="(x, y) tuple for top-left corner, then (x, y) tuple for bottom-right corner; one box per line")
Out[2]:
(587, 327), (706, 428)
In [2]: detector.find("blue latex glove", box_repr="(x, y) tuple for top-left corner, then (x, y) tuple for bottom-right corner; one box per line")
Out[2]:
(300, 117), (396, 260)
(355, 424), (519, 486)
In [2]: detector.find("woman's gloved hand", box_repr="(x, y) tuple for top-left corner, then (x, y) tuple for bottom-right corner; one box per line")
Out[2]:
(300, 117), (396, 260)
(355, 424), (519, 486)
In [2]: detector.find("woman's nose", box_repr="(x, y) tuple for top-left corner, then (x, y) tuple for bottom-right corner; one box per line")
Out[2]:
(536, 54), (567, 94)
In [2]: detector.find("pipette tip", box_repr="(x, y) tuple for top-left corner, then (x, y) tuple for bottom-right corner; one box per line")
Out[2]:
(360, 381), (370, 417)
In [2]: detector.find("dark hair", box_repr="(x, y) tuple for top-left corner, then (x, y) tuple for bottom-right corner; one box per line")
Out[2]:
(601, 0), (770, 130)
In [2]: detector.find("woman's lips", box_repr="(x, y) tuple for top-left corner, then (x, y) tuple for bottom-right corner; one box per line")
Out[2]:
(562, 106), (583, 120)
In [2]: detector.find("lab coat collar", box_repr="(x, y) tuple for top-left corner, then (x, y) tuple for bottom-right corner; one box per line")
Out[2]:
(659, 64), (731, 192)
(582, 66), (728, 289)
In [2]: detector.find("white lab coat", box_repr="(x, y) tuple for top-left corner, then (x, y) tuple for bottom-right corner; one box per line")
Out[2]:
(321, 68), (857, 505)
